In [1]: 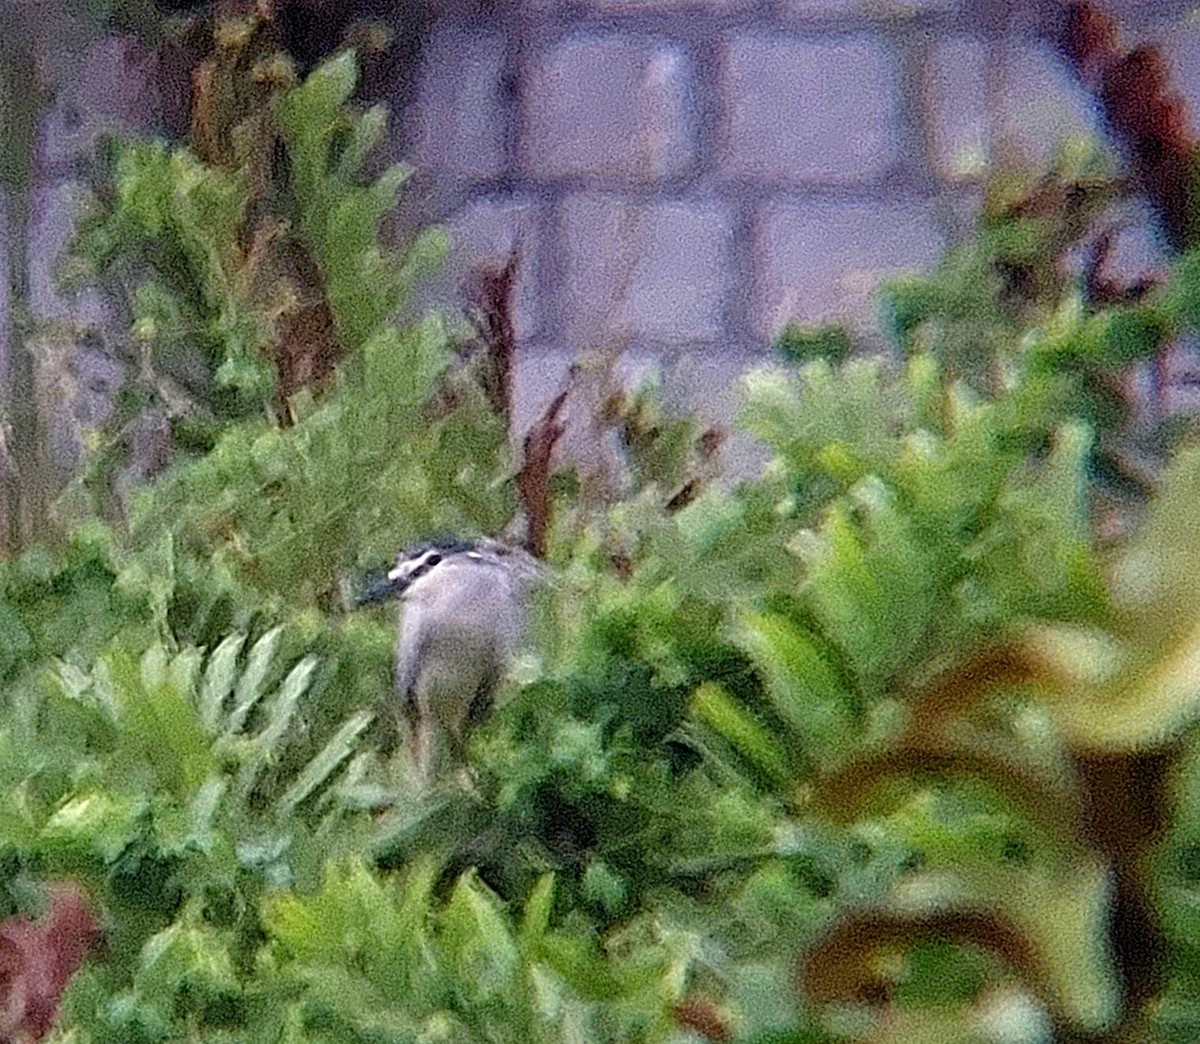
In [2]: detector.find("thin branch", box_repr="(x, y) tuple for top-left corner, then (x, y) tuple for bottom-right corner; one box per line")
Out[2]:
(464, 244), (521, 439)
(515, 368), (573, 559)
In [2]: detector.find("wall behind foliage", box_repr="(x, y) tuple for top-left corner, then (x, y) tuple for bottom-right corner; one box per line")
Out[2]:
(2, 0), (1199, 497)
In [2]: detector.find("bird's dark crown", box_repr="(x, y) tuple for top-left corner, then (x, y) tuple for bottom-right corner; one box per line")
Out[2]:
(356, 537), (514, 606)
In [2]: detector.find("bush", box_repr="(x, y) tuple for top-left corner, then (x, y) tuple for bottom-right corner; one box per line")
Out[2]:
(5, 18), (1200, 1044)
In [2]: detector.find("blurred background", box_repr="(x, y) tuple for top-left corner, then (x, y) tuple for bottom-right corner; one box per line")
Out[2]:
(4, 6), (1200, 1042)
(2, 0), (1197, 510)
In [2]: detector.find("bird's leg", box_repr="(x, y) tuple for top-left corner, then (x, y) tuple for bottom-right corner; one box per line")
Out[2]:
(465, 674), (497, 727)
(407, 697), (439, 789)
(438, 677), (495, 792)
(375, 702), (405, 757)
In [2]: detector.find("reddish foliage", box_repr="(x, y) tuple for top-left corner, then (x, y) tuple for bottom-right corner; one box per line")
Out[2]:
(253, 229), (342, 411)
(0, 884), (100, 1043)
(1061, 0), (1121, 85)
(516, 374), (573, 560)
(466, 248), (522, 438)
(184, 1), (349, 416)
(1061, 2), (1198, 251)
(673, 998), (733, 1043)
(664, 479), (699, 513)
(665, 425), (726, 513)
(799, 910), (1041, 1009)
(1073, 748), (1174, 1011)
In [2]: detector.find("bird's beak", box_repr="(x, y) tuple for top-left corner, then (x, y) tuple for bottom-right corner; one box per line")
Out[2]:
(354, 567), (407, 606)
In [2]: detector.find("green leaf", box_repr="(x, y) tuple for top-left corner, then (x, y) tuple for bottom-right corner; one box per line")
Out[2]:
(1003, 861), (1119, 1031)
(136, 913), (241, 1005)
(336, 104), (390, 179)
(775, 322), (852, 366)
(226, 626), (283, 733)
(199, 633), (246, 733)
(1040, 449), (1200, 749)
(1096, 305), (1170, 367)
(521, 873), (556, 948)
(803, 863), (1119, 1032)
(798, 487), (937, 688)
(106, 646), (214, 796)
(41, 791), (146, 862)
(440, 869), (520, 1003)
(739, 612), (855, 763)
(1045, 623), (1200, 751)
(275, 51), (359, 207)
(0, 598), (34, 679)
(582, 859), (627, 917)
(256, 655), (318, 753)
(275, 710), (373, 818)
(161, 774), (226, 857)
(691, 682), (794, 788)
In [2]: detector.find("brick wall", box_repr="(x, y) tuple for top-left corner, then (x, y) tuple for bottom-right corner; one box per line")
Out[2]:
(398, 0), (1199, 470)
(4, 0), (1200, 488)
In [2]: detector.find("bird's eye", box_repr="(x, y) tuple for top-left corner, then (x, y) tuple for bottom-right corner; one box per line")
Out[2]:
(426, 553), (442, 568)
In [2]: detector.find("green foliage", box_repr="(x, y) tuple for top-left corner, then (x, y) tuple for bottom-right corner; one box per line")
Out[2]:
(0, 525), (154, 704)
(274, 52), (448, 356)
(128, 308), (510, 603)
(65, 53), (509, 605)
(741, 354), (1105, 648)
(71, 138), (274, 415)
(774, 323), (852, 367)
(878, 146), (1126, 377)
(1, 620), (400, 1039)
(10, 60), (1200, 1044)
(873, 147), (1193, 512)
(252, 860), (697, 1042)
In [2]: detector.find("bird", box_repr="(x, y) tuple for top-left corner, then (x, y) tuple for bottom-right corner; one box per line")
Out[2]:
(356, 537), (545, 784)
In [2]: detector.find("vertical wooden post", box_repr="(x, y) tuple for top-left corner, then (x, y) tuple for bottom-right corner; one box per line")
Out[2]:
(0, 16), (44, 555)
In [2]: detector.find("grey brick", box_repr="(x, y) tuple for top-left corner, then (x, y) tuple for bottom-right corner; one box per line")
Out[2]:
(1164, 338), (1200, 383)
(384, 167), (472, 253)
(993, 41), (1099, 169)
(512, 343), (669, 500)
(513, 344), (661, 427)
(556, 194), (732, 349)
(512, 346), (576, 439)
(31, 331), (123, 486)
(754, 200), (943, 343)
(1087, 200), (1170, 283)
(38, 35), (160, 171)
(661, 347), (769, 482)
(1162, 333), (1200, 420)
(518, 342), (769, 488)
(1163, 27), (1200, 116)
(781, 0), (864, 10)
(535, 343), (758, 487)
(414, 198), (542, 341)
(721, 36), (901, 183)
(924, 37), (988, 181)
(784, 0), (959, 11)
(521, 37), (694, 182)
(1099, 0), (1197, 19)
(29, 180), (114, 328)
(69, 337), (124, 430)
(589, 0), (755, 10)
(412, 31), (508, 179)
(33, 335), (86, 484)
(21, 174), (125, 490)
